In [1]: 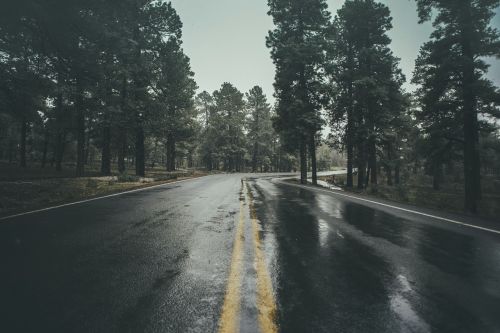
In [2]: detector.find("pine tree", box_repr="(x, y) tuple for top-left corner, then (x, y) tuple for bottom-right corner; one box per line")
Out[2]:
(414, 0), (500, 213)
(267, 0), (331, 184)
(151, 40), (197, 171)
(246, 86), (274, 172)
(212, 83), (247, 172)
(328, 0), (405, 189)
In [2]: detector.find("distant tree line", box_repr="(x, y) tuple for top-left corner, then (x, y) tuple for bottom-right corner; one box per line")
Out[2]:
(0, 1), (324, 176)
(267, 0), (500, 213)
(1, 0), (499, 214)
(195, 84), (298, 173)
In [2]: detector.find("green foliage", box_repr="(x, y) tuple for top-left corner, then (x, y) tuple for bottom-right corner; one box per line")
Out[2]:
(246, 86), (275, 172)
(413, 0), (500, 212)
(0, 0), (198, 175)
(267, 0), (331, 182)
(327, 0), (407, 188)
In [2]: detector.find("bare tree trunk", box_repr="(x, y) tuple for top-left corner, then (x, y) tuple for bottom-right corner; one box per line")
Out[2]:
(300, 138), (307, 184)
(19, 119), (27, 168)
(395, 163), (400, 185)
(117, 127), (127, 173)
(101, 122), (111, 175)
(252, 141), (258, 173)
(118, 76), (128, 174)
(8, 137), (14, 163)
(386, 166), (393, 186)
(101, 78), (112, 176)
(357, 142), (366, 189)
(309, 133), (317, 185)
(84, 131), (91, 165)
(368, 128), (377, 186)
(166, 133), (176, 172)
(54, 95), (65, 172)
(461, 2), (481, 213)
(75, 79), (85, 177)
(433, 162), (442, 191)
(41, 131), (49, 168)
(135, 125), (145, 176)
(346, 48), (354, 188)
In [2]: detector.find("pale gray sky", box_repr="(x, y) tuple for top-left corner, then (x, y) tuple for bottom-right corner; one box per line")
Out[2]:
(170, 0), (500, 102)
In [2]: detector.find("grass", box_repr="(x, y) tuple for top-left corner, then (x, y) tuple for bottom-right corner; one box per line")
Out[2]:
(0, 161), (207, 217)
(318, 173), (500, 221)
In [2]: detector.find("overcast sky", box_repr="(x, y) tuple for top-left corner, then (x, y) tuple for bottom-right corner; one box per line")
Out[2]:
(170, 0), (500, 102)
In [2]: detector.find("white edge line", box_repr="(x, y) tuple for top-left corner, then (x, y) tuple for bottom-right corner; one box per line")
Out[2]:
(0, 177), (201, 221)
(276, 179), (500, 236)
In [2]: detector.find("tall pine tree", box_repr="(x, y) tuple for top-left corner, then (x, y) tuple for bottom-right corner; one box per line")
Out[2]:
(414, 0), (500, 213)
(267, 0), (331, 184)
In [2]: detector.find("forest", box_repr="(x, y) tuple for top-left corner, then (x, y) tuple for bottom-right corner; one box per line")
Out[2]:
(1, 0), (500, 215)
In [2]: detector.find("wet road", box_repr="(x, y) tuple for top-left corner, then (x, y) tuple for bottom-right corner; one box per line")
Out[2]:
(1, 174), (500, 332)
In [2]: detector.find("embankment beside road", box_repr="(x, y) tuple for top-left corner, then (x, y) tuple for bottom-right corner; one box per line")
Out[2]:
(317, 174), (500, 221)
(0, 171), (206, 218)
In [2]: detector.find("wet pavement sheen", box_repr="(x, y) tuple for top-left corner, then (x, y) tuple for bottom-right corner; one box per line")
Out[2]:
(248, 176), (500, 333)
(1, 174), (499, 332)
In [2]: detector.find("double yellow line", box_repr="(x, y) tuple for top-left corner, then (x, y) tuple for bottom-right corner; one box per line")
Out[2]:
(218, 181), (278, 333)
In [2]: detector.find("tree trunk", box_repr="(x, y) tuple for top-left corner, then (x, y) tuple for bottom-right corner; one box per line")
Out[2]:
(135, 125), (145, 176)
(84, 130), (91, 165)
(369, 145), (377, 185)
(365, 166), (371, 188)
(346, 48), (354, 188)
(395, 164), (400, 185)
(54, 68), (65, 172)
(368, 132), (377, 186)
(75, 80), (85, 177)
(386, 165), (393, 186)
(357, 143), (366, 189)
(117, 127), (127, 173)
(8, 137), (14, 163)
(252, 141), (258, 173)
(309, 133), (317, 185)
(132, 24), (145, 178)
(432, 163), (442, 191)
(346, 118), (354, 188)
(461, 2), (481, 213)
(118, 76), (128, 173)
(41, 131), (49, 168)
(300, 138), (307, 184)
(385, 143), (393, 186)
(19, 119), (27, 168)
(55, 132), (65, 172)
(57, 133), (67, 171)
(101, 123), (111, 175)
(166, 134), (176, 172)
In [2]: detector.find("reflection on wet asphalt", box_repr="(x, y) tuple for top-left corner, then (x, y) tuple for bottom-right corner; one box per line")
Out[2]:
(0, 174), (499, 333)
(0, 175), (242, 332)
(248, 177), (500, 333)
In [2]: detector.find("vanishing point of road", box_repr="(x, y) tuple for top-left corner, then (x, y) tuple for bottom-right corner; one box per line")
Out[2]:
(1, 174), (500, 332)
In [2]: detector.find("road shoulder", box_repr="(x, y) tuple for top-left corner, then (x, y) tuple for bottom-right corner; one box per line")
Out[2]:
(0, 174), (207, 220)
(276, 178), (500, 236)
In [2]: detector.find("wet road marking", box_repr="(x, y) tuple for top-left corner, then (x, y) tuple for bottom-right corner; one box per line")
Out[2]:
(0, 177), (201, 222)
(277, 180), (500, 236)
(218, 197), (246, 333)
(218, 181), (278, 333)
(246, 182), (278, 333)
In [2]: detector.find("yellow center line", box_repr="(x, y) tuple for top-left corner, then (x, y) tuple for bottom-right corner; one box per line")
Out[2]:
(246, 182), (278, 333)
(218, 193), (246, 333)
(218, 180), (278, 333)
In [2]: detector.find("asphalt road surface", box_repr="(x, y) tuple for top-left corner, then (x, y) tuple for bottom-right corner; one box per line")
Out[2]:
(1, 174), (500, 332)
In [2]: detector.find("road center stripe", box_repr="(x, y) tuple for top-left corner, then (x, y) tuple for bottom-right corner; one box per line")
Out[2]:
(218, 193), (246, 333)
(246, 181), (278, 333)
